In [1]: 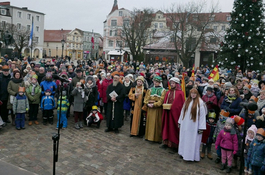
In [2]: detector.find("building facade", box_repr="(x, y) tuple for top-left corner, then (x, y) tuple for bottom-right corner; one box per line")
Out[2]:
(66, 28), (83, 60)
(83, 31), (101, 60)
(0, 1), (45, 58)
(103, 0), (131, 62)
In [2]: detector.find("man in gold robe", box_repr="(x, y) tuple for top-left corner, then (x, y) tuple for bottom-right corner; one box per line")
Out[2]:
(144, 76), (166, 142)
(128, 76), (147, 137)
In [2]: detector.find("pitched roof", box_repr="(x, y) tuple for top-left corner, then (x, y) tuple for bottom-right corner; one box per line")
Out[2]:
(44, 29), (71, 42)
(109, 0), (118, 15)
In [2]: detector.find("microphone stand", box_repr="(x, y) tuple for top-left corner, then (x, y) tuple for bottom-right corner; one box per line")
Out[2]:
(52, 84), (63, 175)
(239, 107), (248, 175)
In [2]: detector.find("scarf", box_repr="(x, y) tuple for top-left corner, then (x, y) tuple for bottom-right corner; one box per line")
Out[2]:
(87, 83), (93, 88)
(31, 84), (36, 96)
(206, 93), (214, 98)
(78, 87), (85, 98)
(257, 98), (265, 110)
(225, 94), (237, 103)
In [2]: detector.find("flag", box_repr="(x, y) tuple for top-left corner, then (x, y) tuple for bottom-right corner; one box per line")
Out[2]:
(91, 33), (94, 49)
(191, 64), (195, 77)
(28, 17), (34, 47)
(181, 73), (186, 100)
(208, 65), (219, 81)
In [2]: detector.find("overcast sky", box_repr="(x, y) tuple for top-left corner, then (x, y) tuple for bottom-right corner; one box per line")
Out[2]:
(9, 0), (234, 35)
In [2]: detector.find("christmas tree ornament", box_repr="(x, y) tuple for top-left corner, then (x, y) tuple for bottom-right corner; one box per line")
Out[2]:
(241, 24), (245, 27)
(260, 51), (263, 54)
(251, 57), (254, 60)
(260, 62), (263, 65)
(248, 36), (251, 40)
(238, 54), (241, 57)
(245, 49), (249, 52)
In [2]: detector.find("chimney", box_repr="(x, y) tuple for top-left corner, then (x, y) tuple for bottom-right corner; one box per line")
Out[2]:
(22, 7), (28, 10)
(0, 2), (10, 6)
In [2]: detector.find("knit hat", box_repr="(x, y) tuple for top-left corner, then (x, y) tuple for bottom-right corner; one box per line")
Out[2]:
(206, 86), (213, 92)
(256, 128), (265, 138)
(32, 74), (38, 80)
(248, 125), (258, 136)
(230, 115), (245, 126)
(169, 77), (180, 84)
(243, 86), (250, 91)
(225, 118), (235, 126)
(45, 89), (51, 93)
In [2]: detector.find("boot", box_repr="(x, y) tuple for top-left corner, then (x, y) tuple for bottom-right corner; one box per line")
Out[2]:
(79, 121), (83, 128)
(248, 169), (252, 175)
(215, 157), (221, 164)
(200, 152), (205, 159)
(226, 166), (232, 173)
(220, 164), (226, 170)
(96, 122), (100, 128)
(207, 153), (213, 160)
(43, 119), (47, 125)
(75, 123), (80, 129)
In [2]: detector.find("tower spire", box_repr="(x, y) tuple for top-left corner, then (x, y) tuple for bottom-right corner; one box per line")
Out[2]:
(109, 0), (118, 15)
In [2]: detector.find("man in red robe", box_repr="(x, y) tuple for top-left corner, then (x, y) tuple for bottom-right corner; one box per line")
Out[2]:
(161, 77), (185, 150)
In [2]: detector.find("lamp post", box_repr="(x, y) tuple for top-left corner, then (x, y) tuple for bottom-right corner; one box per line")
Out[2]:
(119, 43), (122, 62)
(61, 39), (65, 59)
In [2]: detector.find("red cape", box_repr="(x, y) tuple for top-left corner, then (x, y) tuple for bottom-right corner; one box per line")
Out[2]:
(162, 89), (185, 146)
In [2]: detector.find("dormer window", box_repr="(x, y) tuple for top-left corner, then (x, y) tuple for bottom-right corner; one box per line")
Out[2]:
(1, 9), (6, 15)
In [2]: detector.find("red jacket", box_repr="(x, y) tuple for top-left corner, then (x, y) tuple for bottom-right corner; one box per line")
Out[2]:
(96, 80), (101, 93)
(100, 78), (113, 103)
(202, 93), (218, 110)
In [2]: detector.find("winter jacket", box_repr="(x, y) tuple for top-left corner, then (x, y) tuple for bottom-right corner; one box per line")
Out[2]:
(13, 94), (29, 114)
(215, 129), (238, 152)
(213, 120), (226, 139)
(202, 120), (216, 144)
(239, 108), (258, 128)
(84, 77), (98, 107)
(248, 139), (265, 167)
(57, 96), (70, 114)
(71, 87), (86, 112)
(202, 93), (218, 110)
(26, 83), (42, 104)
(41, 95), (56, 110)
(7, 78), (25, 109)
(221, 96), (242, 116)
(256, 115), (265, 129)
(0, 73), (11, 101)
(100, 79), (113, 103)
(71, 75), (84, 88)
(40, 80), (57, 95)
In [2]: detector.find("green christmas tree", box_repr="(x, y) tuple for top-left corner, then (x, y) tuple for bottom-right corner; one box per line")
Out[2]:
(218, 0), (265, 72)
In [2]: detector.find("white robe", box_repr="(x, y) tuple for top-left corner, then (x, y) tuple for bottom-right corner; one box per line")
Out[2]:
(178, 99), (207, 161)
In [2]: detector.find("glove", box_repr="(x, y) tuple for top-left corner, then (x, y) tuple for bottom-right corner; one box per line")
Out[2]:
(26, 108), (29, 113)
(215, 145), (218, 150)
(198, 130), (203, 134)
(261, 165), (265, 172)
(233, 150), (237, 155)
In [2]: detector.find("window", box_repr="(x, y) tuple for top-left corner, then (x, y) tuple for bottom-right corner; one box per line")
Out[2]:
(114, 30), (117, 36)
(159, 23), (163, 28)
(158, 15), (160, 19)
(210, 37), (217, 44)
(17, 11), (22, 18)
(35, 37), (39, 43)
(1, 9), (6, 15)
(171, 37), (175, 42)
(124, 42), (128, 47)
(108, 40), (113, 47)
(123, 19), (130, 26)
(73, 36), (75, 41)
(193, 15), (198, 21)
(213, 26), (218, 31)
(27, 14), (31, 20)
(222, 25), (225, 31)
(27, 25), (30, 31)
(36, 26), (39, 32)
(2, 21), (6, 27)
(197, 26), (202, 31)
(111, 20), (117, 26)
(76, 37), (78, 42)
(110, 30), (113, 36)
(186, 38), (196, 51)
(17, 23), (21, 29)
(119, 11), (123, 16)
(210, 15), (215, 21)
(226, 16), (231, 21)
(116, 41), (122, 47)
(154, 23), (158, 29)
(36, 15), (40, 21)
(47, 43), (49, 47)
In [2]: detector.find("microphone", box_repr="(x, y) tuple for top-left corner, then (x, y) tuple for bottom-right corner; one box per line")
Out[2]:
(240, 102), (258, 111)
(52, 74), (69, 83)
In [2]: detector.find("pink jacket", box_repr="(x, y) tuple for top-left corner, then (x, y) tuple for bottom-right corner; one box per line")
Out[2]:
(215, 129), (238, 152)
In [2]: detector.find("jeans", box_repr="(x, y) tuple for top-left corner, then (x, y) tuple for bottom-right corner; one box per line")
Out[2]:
(244, 158), (252, 171)
(15, 113), (25, 128)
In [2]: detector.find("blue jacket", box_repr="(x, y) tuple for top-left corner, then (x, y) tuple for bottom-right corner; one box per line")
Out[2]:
(40, 81), (57, 95)
(221, 96), (242, 116)
(41, 95), (56, 110)
(248, 138), (265, 167)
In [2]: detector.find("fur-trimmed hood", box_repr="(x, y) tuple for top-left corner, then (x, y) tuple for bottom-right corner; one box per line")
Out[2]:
(85, 75), (96, 88)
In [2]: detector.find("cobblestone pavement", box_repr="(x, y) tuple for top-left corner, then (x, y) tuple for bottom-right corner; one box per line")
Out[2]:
(0, 110), (239, 175)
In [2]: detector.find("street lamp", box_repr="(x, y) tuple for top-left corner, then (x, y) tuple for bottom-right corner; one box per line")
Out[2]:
(61, 38), (65, 59)
(119, 43), (122, 62)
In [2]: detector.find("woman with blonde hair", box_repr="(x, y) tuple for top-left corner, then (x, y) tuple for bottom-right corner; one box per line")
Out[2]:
(178, 88), (207, 161)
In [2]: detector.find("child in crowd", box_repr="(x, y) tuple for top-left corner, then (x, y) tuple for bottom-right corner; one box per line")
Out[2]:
(41, 89), (56, 125)
(26, 74), (41, 125)
(215, 118), (238, 173)
(72, 81), (86, 129)
(201, 110), (216, 160)
(86, 106), (103, 128)
(213, 110), (229, 163)
(244, 125), (257, 175)
(247, 128), (265, 175)
(13, 87), (29, 130)
(56, 91), (70, 129)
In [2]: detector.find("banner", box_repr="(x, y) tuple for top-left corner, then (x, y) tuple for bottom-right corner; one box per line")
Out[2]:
(208, 65), (219, 81)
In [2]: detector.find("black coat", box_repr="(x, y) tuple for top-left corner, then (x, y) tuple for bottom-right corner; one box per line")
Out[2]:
(0, 73), (11, 101)
(106, 82), (125, 129)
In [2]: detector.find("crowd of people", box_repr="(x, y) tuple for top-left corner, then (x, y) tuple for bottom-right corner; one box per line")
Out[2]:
(1, 55), (265, 174)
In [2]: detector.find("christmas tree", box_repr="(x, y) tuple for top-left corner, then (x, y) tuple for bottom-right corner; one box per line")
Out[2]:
(218, 0), (265, 72)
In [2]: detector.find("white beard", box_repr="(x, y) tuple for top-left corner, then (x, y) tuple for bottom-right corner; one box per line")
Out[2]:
(113, 80), (119, 87)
